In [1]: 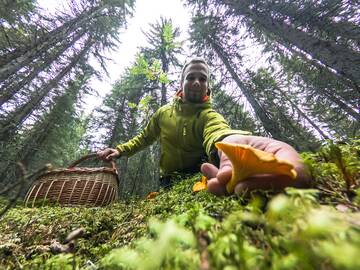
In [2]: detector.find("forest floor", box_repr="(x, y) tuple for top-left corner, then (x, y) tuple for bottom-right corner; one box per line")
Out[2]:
(0, 140), (359, 270)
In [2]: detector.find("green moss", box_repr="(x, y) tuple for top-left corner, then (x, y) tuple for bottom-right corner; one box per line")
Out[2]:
(0, 140), (359, 269)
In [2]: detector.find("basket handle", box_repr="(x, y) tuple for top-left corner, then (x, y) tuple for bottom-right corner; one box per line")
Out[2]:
(68, 153), (117, 171)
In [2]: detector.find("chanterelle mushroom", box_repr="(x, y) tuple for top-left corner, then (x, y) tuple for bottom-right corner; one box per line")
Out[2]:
(215, 142), (297, 193)
(193, 175), (207, 192)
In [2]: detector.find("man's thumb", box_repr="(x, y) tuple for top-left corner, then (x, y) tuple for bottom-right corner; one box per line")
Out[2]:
(106, 152), (117, 160)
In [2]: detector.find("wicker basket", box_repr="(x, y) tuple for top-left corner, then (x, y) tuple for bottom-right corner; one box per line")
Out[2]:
(24, 154), (119, 207)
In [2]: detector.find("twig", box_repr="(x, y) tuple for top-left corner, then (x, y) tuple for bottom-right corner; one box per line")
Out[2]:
(197, 230), (211, 270)
(0, 163), (52, 219)
(12, 253), (23, 270)
(0, 162), (27, 219)
(0, 163), (26, 195)
(0, 163), (52, 195)
(64, 228), (85, 244)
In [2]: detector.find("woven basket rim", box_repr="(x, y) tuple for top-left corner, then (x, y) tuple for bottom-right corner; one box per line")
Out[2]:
(35, 167), (119, 186)
(40, 167), (117, 175)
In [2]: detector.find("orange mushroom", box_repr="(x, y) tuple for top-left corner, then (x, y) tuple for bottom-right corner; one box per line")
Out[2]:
(193, 175), (208, 192)
(146, 191), (159, 200)
(215, 142), (297, 194)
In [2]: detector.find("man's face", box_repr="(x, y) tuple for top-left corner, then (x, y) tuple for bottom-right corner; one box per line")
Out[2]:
(182, 62), (209, 104)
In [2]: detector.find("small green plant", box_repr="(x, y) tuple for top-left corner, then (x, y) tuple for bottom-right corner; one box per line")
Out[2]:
(302, 140), (360, 194)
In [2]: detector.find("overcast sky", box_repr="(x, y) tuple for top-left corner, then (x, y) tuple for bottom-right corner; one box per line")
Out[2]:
(37, 0), (192, 111)
(90, 0), (191, 108)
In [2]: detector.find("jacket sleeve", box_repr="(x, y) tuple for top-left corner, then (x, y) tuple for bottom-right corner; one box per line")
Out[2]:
(116, 109), (161, 157)
(202, 110), (251, 164)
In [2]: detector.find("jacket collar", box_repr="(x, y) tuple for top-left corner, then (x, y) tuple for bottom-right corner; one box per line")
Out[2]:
(172, 96), (212, 116)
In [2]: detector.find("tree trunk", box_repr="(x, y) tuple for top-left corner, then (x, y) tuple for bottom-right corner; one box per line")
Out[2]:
(280, 47), (360, 120)
(160, 50), (169, 106)
(209, 37), (282, 139)
(160, 80), (167, 105)
(270, 102), (317, 150)
(284, 46), (360, 95)
(108, 96), (127, 146)
(275, 47), (360, 120)
(316, 86), (360, 122)
(277, 86), (330, 140)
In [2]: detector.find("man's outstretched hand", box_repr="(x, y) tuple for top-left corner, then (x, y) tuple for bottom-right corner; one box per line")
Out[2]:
(201, 135), (311, 196)
(96, 148), (121, 161)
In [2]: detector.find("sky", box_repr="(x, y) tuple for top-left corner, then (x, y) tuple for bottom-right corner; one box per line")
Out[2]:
(88, 0), (192, 109)
(37, 0), (192, 111)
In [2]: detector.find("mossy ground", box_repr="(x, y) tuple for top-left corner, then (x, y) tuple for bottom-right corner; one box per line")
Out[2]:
(0, 140), (359, 270)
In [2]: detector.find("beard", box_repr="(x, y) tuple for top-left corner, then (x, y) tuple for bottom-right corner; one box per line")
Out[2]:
(184, 90), (205, 103)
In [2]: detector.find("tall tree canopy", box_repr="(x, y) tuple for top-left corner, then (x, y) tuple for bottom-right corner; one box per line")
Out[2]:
(185, 0), (359, 143)
(141, 17), (183, 105)
(0, 0), (135, 185)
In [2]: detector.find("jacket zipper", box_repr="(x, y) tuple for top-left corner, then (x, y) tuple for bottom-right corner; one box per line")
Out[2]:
(183, 123), (187, 137)
(176, 106), (183, 170)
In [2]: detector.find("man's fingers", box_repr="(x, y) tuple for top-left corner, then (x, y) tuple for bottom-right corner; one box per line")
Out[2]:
(96, 150), (105, 159)
(207, 178), (228, 196)
(106, 152), (119, 160)
(217, 152), (232, 185)
(97, 148), (119, 161)
(234, 174), (294, 194)
(107, 152), (114, 159)
(201, 163), (229, 196)
(201, 163), (218, 179)
(98, 153), (108, 160)
(217, 166), (232, 185)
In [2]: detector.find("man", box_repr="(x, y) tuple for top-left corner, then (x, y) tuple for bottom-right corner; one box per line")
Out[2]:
(97, 58), (310, 195)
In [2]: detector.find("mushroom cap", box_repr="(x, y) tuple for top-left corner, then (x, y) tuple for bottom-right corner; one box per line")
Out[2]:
(215, 142), (297, 193)
(146, 192), (160, 200)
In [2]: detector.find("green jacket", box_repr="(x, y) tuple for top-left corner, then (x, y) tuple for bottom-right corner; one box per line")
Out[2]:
(116, 97), (250, 175)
